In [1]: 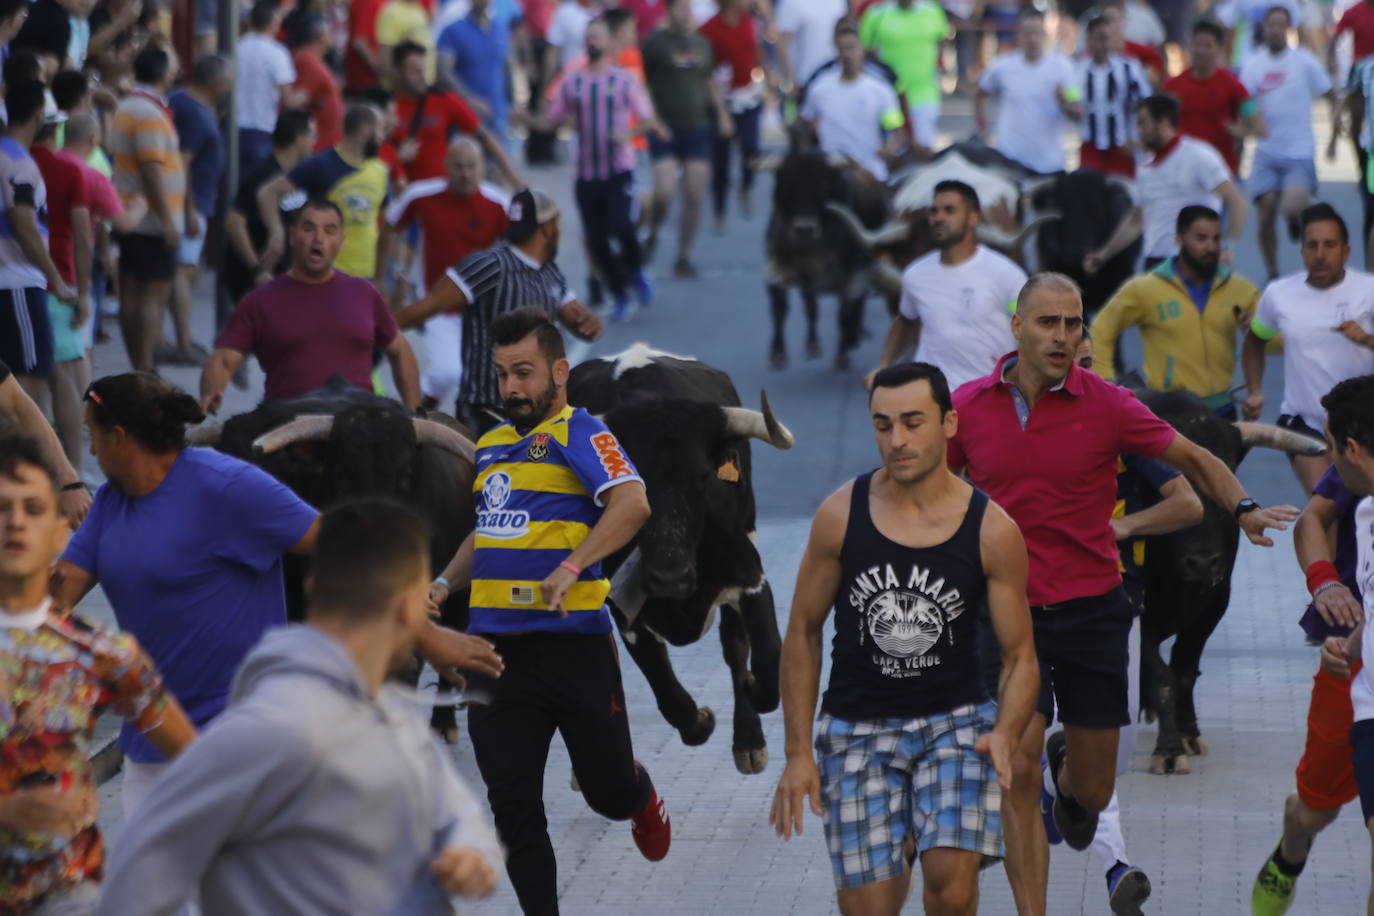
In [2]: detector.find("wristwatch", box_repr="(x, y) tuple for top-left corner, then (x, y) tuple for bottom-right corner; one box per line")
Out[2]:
(1234, 497), (1261, 521)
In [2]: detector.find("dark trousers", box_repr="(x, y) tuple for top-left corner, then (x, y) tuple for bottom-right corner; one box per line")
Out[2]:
(575, 171), (642, 298)
(238, 128), (273, 174)
(1359, 146), (1374, 259)
(712, 102), (762, 216)
(467, 632), (652, 916)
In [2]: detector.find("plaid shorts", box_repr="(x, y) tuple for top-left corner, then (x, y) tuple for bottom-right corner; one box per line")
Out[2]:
(815, 702), (1003, 889)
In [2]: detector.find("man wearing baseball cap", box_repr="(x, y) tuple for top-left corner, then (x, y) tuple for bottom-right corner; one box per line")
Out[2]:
(398, 187), (603, 435)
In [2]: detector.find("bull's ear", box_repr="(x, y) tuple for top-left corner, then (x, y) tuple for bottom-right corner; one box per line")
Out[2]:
(716, 450), (742, 483)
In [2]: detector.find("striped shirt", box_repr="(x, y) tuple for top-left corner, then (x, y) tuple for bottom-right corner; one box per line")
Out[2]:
(547, 65), (653, 181)
(469, 405), (643, 635)
(0, 137), (47, 289)
(1078, 55), (1152, 150)
(109, 85), (186, 236)
(448, 243), (575, 408)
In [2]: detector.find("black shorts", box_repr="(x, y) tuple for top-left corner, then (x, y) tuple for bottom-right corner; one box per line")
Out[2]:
(117, 232), (177, 281)
(649, 127), (712, 162)
(1350, 718), (1374, 821)
(0, 287), (54, 376)
(1031, 587), (1133, 728)
(1278, 413), (1324, 441)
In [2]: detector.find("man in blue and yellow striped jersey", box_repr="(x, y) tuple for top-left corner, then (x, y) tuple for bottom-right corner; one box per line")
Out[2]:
(429, 307), (671, 915)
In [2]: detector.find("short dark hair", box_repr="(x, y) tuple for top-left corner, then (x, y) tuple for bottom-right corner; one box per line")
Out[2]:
(297, 197), (343, 223)
(600, 7), (635, 32)
(392, 39), (427, 69)
(1177, 204), (1221, 235)
(0, 0), (27, 22)
(4, 79), (46, 127)
(343, 102), (380, 137)
(84, 373), (205, 453)
(1300, 201), (1349, 244)
(835, 22), (859, 41)
(133, 45), (172, 85)
(308, 497), (431, 623)
(248, 0), (279, 31)
(287, 10), (329, 48)
(353, 86), (393, 112)
(51, 70), (89, 111)
(272, 107), (313, 147)
(1137, 93), (1181, 125)
(1264, 3), (1292, 24)
(933, 179), (980, 214)
(1191, 17), (1227, 43)
(868, 362), (953, 416)
(1323, 375), (1374, 456)
(490, 308), (566, 363)
(2, 47), (41, 87)
(1086, 14), (1111, 34)
(0, 432), (58, 496)
(191, 53), (231, 87)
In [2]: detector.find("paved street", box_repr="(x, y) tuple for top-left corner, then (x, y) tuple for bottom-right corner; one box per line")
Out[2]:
(79, 93), (1374, 913)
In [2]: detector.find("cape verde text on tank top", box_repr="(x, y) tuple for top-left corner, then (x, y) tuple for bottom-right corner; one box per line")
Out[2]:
(822, 471), (990, 721)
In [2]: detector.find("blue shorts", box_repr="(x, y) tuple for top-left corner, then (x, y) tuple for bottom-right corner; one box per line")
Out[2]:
(649, 127), (712, 162)
(1248, 148), (1318, 199)
(815, 702), (1003, 890)
(0, 287), (54, 376)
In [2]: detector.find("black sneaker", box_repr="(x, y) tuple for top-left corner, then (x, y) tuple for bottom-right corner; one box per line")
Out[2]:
(1046, 730), (1099, 850)
(1106, 861), (1151, 915)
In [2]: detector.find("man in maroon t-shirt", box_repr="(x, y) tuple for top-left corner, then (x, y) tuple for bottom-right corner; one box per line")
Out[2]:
(389, 40), (521, 187)
(199, 198), (422, 413)
(1333, 0), (1374, 66)
(1164, 18), (1265, 174)
(947, 272), (1298, 914)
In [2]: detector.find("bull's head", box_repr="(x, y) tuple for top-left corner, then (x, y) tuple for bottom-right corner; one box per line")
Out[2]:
(604, 393), (793, 601)
(756, 151), (869, 248)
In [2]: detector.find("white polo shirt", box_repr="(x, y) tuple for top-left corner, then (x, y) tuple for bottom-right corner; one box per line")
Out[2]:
(899, 245), (1026, 391)
(1252, 269), (1374, 430)
(1349, 496), (1374, 722)
(236, 33), (296, 131)
(1136, 136), (1231, 259)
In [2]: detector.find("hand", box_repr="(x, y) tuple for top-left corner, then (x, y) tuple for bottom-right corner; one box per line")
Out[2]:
(1109, 517), (1132, 541)
(1242, 390), (1264, 420)
(1320, 635), (1352, 679)
(718, 111), (735, 139)
(51, 280), (78, 307)
(427, 582), (451, 618)
(469, 97), (493, 120)
(431, 847), (499, 898)
(1314, 582), (1364, 630)
(538, 566), (577, 617)
(185, 208), (201, 239)
(0, 783), (97, 839)
(161, 222), (180, 251)
(1334, 320), (1373, 346)
(201, 389), (223, 416)
(72, 294), (90, 329)
(564, 303), (602, 341)
(1238, 503), (1301, 547)
(58, 487), (91, 526)
(397, 138), (421, 164)
(652, 121), (672, 142)
(261, 232), (285, 272)
(419, 624), (504, 682)
(974, 728), (1015, 792)
(1082, 251), (1106, 275)
(769, 756), (823, 839)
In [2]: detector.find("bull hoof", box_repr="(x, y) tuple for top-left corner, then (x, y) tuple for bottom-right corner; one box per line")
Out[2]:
(833, 352), (851, 371)
(1182, 735), (1209, 756)
(1149, 752), (1191, 775)
(570, 771), (581, 793)
(441, 727), (460, 746)
(1142, 708), (1157, 724)
(805, 338), (822, 360)
(769, 346), (788, 370)
(679, 707), (717, 746)
(732, 746), (769, 775)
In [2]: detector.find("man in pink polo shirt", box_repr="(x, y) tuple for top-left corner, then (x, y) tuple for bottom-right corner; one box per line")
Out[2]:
(947, 271), (1300, 915)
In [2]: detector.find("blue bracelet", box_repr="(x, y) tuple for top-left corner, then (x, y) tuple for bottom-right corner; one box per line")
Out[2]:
(434, 576), (451, 589)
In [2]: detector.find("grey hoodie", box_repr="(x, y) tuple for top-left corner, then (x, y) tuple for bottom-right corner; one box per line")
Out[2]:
(95, 626), (503, 916)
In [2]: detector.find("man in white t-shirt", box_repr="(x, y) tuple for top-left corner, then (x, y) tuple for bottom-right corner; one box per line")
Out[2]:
(866, 180), (1026, 391)
(1243, 203), (1374, 492)
(1240, 5), (1336, 281)
(800, 23), (907, 181)
(1086, 93), (1248, 275)
(975, 7), (1083, 174)
(775, 0), (847, 94)
(546, 0), (597, 68)
(236, 0), (301, 174)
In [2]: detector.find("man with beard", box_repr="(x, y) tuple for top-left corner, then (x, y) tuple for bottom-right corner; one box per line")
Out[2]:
(1090, 205), (1262, 419)
(396, 188), (602, 434)
(95, 497), (505, 915)
(199, 198), (422, 412)
(428, 308), (670, 915)
(866, 181), (1027, 392)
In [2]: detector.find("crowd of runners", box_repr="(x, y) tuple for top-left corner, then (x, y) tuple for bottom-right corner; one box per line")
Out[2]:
(4, 0), (1374, 914)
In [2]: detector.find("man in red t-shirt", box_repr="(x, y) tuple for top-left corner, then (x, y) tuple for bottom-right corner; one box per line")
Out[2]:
(384, 136), (509, 409)
(948, 272), (1298, 913)
(389, 40), (522, 187)
(288, 12), (345, 151)
(1333, 0), (1374, 65)
(699, 0), (768, 229)
(1163, 18), (1264, 174)
(30, 115), (91, 471)
(345, 0), (389, 91)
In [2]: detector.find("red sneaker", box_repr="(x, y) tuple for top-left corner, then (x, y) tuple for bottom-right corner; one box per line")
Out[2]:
(631, 784), (671, 862)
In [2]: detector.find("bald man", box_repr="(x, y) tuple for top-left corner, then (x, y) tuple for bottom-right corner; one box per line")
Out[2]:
(384, 137), (512, 410)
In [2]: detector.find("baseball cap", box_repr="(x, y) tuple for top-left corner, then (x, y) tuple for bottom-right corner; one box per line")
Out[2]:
(505, 188), (560, 243)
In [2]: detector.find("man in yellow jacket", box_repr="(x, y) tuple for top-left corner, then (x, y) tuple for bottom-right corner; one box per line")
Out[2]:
(1089, 204), (1261, 417)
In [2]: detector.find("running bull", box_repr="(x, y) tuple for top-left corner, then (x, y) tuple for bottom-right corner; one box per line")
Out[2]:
(185, 375), (478, 741)
(1135, 389), (1327, 775)
(568, 345), (794, 775)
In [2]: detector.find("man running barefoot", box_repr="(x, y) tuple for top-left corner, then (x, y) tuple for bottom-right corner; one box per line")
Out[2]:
(770, 362), (1039, 916)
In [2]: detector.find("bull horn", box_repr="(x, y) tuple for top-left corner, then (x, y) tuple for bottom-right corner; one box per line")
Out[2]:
(413, 418), (476, 464)
(1104, 173), (1137, 197)
(825, 153), (858, 171)
(253, 414), (335, 453)
(1234, 421), (1328, 456)
(872, 261), (904, 295)
(1020, 175), (1059, 200)
(824, 202), (910, 250)
(975, 210), (1062, 252)
(752, 153), (783, 173)
(722, 391), (795, 450)
(185, 423), (223, 447)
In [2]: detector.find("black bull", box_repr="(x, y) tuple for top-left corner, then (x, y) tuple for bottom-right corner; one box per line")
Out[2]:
(186, 377), (478, 741)
(1134, 390), (1326, 774)
(568, 350), (795, 774)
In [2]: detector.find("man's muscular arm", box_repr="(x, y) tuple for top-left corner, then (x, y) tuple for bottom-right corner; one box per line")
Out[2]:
(979, 501), (1038, 791)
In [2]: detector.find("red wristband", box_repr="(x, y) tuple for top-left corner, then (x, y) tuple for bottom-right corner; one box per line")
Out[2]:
(560, 560), (582, 577)
(1306, 560), (1341, 596)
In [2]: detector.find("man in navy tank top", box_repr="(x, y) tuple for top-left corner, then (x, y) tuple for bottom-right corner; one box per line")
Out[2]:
(769, 362), (1040, 915)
